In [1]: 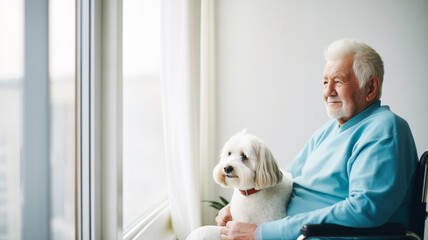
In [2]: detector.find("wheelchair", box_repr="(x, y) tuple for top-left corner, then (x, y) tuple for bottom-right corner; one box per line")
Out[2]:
(300, 150), (428, 240)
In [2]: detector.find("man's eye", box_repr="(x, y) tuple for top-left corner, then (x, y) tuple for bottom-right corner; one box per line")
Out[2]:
(241, 153), (248, 160)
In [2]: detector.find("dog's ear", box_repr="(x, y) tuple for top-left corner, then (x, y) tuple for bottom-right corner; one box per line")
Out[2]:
(213, 163), (228, 187)
(254, 143), (283, 189)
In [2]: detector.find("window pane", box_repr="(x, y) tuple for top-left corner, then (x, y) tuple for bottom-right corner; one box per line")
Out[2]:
(49, 0), (76, 239)
(123, 0), (167, 231)
(0, 0), (24, 239)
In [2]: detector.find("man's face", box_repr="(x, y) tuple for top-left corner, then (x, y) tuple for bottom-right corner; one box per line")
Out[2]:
(323, 55), (368, 125)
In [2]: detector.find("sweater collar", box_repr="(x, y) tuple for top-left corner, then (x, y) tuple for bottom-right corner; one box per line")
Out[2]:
(337, 101), (381, 133)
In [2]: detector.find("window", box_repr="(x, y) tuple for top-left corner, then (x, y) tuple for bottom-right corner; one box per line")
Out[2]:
(49, 0), (76, 239)
(122, 0), (168, 232)
(0, 0), (24, 239)
(1, 1), (176, 239)
(0, 1), (76, 239)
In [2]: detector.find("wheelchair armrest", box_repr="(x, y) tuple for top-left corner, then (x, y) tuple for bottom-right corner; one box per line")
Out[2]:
(301, 223), (407, 238)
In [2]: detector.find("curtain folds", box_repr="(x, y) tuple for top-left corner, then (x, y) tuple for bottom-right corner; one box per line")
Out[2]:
(161, 0), (216, 239)
(199, 0), (217, 227)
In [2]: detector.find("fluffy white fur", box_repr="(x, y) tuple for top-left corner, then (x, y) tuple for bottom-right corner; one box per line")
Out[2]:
(187, 130), (293, 240)
(213, 130), (293, 225)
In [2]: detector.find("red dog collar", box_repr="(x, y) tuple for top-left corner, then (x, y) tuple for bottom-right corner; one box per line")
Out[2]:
(239, 188), (260, 196)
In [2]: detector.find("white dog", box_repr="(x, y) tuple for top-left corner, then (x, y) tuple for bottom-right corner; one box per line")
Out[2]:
(187, 130), (293, 240)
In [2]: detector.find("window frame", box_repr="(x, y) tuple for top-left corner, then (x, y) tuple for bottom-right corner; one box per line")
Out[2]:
(11, 0), (176, 238)
(123, 199), (175, 240)
(76, 0), (123, 239)
(76, 0), (175, 239)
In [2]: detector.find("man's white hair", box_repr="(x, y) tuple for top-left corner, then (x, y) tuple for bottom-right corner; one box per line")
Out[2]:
(324, 38), (384, 98)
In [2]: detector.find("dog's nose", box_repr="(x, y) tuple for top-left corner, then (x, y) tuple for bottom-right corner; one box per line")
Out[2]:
(224, 166), (234, 174)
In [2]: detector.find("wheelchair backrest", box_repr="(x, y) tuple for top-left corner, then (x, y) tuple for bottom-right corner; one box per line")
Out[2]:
(409, 150), (428, 239)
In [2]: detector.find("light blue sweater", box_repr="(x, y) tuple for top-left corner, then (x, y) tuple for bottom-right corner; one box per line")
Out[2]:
(258, 101), (418, 239)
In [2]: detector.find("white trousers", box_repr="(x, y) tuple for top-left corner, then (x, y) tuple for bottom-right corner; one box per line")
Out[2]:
(186, 226), (222, 240)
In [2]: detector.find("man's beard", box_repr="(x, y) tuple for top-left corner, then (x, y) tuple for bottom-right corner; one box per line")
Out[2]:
(325, 97), (349, 120)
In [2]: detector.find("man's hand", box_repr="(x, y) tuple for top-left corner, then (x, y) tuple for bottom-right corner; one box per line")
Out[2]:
(216, 204), (232, 226)
(220, 221), (257, 240)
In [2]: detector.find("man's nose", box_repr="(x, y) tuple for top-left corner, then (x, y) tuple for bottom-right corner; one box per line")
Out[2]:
(324, 82), (337, 96)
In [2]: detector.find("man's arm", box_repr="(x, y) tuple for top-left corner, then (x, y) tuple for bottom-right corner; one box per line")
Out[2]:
(259, 135), (417, 239)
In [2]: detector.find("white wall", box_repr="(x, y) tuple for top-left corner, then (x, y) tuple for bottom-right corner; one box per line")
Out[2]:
(212, 0), (428, 229)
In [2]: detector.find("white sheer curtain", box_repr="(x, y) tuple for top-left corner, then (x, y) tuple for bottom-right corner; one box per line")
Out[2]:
(199, 0), (217, 227)
(161, 0), (217, 239)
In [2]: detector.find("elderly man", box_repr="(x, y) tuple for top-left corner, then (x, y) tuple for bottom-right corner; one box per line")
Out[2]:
(217, 39), (418, 240)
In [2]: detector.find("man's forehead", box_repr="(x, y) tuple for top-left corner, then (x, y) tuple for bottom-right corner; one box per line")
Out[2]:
(323, 63), (348, 76)
(323, 56), (354, 76)
(323, 71), (346, 79)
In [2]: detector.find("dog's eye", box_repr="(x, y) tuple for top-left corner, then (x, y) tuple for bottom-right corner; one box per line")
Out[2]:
(228, 152), (231, 156)
(241, 153), (248, 160)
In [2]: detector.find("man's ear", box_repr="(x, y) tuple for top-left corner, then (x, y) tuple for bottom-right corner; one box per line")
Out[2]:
(365, 76), (380, 102)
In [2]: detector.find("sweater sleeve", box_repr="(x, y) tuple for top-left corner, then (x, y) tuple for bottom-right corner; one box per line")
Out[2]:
(260, 133), (417, 240)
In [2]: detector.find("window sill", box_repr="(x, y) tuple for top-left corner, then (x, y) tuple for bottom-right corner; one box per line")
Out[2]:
(124, 200), (176, 240)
